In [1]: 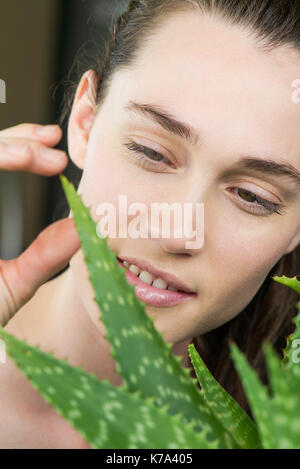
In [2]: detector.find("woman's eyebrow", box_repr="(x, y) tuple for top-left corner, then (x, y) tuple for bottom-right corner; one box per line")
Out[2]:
(124, 100), (300, 192)
(124, 101), (201, 146)
(226, 158), (300, 193)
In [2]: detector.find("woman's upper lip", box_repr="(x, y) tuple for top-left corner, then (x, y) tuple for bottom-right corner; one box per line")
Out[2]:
(117, 256), (196, 294)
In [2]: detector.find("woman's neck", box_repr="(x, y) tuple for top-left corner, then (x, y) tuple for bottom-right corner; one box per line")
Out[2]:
(38, 267), (124, 386)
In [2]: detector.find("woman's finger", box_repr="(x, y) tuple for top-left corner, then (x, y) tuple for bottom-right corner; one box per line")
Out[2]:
(0, 218), (80, 327)
(0, 123), (63, 146)
(0, 138), (68, 176)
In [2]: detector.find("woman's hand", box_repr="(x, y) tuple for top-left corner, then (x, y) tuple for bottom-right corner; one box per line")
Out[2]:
(0, 123), (80, 327)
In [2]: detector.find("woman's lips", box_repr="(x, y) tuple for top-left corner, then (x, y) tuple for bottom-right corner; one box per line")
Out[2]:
(117, 259), (196, 307)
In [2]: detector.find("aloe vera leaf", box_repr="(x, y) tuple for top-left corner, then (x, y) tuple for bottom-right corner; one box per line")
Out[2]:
(0, 326), (219, 449)
(230, 343), (276, 449)
(282, 305), (300, 371)
(272, 276), (300, 369)
(261, 343), (300, 449)
(188, 343), (261, 449)
(60, 175), (236, 449)
(272, 275), (300, 295)
(231, 341), (300, 448)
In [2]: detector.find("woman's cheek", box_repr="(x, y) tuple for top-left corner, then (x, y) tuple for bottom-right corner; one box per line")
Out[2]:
(210, 230), (286, 321)
(79, 153), (123, 218)
(80, 148), (159, 234)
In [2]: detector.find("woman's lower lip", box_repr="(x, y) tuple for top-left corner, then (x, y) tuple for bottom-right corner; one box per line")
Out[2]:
(117, 259), (196, 307)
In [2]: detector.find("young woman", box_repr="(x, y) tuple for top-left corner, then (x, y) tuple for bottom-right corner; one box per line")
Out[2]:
(0, 0), (299, 449)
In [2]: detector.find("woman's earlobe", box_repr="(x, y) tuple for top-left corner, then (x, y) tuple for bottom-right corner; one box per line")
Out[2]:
(67, 70), (100, 170)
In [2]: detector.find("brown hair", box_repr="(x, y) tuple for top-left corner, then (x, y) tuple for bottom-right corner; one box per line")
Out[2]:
(59, 0), (300, 418)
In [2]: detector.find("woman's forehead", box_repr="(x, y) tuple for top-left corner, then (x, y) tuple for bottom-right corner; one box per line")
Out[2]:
(121, 13), (300, 162)
(131, 12), (300, 107)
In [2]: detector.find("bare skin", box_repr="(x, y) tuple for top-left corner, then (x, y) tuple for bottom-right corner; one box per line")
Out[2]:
(1, 11), (300, 448)
(0, 270), (189, 449)
(0, 274), (92, 449)
(0, 123), (87, 448)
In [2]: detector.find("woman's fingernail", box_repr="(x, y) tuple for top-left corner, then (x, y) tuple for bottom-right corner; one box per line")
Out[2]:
(35, 125), (59, 136)
(39, 147), (66, 163)
(4, 144), (30, 157)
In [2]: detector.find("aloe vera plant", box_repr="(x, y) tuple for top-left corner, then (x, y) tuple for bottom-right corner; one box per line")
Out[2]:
(230, 276), (300, 449)
(0, 175), (299, 449)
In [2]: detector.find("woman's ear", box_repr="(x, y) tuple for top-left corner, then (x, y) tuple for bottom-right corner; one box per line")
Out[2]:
(67, 70), (99, 170)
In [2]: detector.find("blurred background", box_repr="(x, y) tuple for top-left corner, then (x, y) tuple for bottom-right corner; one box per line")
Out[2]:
(0, 0), (128, 259)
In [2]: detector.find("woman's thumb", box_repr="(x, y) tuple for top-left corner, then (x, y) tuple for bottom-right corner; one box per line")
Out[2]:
(0, 218), (80, 327)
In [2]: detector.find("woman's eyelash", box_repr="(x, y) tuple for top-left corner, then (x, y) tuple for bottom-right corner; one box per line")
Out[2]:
(123, 141), (285, 216)
(227, 188), (284, 216)
(123, 142), (174, 168)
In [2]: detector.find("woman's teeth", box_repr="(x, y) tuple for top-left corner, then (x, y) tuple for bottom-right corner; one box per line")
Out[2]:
(122, 261), (179, 292)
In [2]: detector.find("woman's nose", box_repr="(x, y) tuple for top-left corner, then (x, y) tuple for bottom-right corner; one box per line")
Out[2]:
(158, 231), (204, 255)
(148, 201), (205, 255)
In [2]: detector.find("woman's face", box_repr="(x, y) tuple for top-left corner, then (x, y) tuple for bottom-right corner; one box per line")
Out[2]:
(67, 12), (300, 345)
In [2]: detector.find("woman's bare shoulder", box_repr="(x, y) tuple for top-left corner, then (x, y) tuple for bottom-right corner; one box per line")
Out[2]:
(0, 283), (45, 446)
(0, 357), (91, 449)
(0, 279), (91, 449)
(0, 354), (46, 448)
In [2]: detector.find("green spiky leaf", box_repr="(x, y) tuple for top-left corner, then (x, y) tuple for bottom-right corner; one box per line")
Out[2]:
(272, 275), (300, 295)
(231, 342), (300, 449)
(272, 275), (300, 369)
(60, 174), (237, 449)
(188, 343), (261, 449)
(0, 326), (218, 449)
(263, 343), (300, 448)
(282, 304), (300, 370)
(230, 343), (277, 448)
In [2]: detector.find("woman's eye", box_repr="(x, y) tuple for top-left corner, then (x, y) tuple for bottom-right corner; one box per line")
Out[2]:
(123, 141), (285, 217)
(123, 141), (175, 169)
(229, 187), (284, 216)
